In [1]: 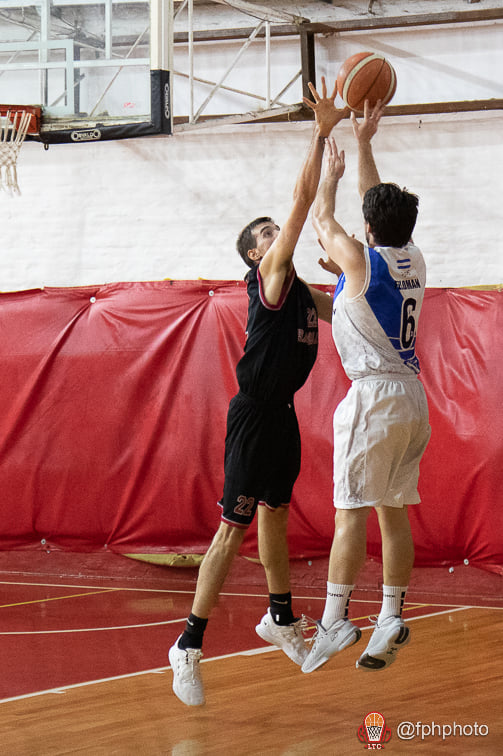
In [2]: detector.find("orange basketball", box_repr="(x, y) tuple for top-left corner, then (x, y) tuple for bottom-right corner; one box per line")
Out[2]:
(337, 52), (396, 112)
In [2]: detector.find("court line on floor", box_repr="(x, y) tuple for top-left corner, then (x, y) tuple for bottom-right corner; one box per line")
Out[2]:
(0, 606), (474, 703)
(0, 619), (182, 635)
(0, 588), (120, 610)
(0, 580), (499, 609)
(0, 604), (428, 636)
(0, 580), (192, 594)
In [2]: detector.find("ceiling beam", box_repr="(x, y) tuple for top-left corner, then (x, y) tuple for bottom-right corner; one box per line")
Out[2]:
(209, 0), (308, 24)
(173, 7), (503, 43)
(259, 97), (503, 124)
(173, 98), (503, 127)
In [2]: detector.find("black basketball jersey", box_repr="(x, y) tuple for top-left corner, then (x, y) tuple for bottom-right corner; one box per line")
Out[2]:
(236, 265), (318, 403)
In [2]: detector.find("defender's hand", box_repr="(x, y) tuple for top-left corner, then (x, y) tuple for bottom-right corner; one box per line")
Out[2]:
(303, 76), (350, 137)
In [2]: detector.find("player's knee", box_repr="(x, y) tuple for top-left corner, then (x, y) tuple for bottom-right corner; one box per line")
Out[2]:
(377, 504), (411, 533)
(334, 506), (371, 534)
(213, 522), (246, 554)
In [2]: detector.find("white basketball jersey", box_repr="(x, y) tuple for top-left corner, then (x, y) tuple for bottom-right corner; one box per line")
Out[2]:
(331, 242), (426, 379)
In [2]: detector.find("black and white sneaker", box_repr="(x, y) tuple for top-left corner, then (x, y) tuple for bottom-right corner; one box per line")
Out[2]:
(357, 616), (410, 670)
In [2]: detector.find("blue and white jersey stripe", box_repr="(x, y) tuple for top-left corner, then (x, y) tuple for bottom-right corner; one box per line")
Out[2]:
(332, 243), (426, 380)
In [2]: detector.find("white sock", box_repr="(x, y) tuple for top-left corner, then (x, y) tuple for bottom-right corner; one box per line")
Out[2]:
(321, 582), (354, 628)
(378, 585), (408, 623)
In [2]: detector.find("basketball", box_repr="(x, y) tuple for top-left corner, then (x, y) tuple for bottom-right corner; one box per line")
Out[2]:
(337, 52), (396, 112)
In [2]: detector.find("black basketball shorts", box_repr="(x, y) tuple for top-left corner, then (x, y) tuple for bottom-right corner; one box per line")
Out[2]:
(219, 392), (301, 528)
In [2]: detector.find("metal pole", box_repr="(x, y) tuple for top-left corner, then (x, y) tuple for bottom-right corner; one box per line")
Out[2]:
(40, 0), (49, 106)
(265, 21), (271, 109)
(105, 0), (112, 59)
(188, 0), (194, 123)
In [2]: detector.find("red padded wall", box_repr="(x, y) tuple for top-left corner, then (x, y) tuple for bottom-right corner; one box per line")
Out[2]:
(0, 282), (501, 573)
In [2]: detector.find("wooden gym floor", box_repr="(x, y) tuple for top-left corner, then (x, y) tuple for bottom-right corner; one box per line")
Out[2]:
(0, 551), (501, 755)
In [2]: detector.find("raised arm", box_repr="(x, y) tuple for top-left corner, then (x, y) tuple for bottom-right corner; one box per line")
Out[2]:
(258, 78), (349, 305)
(312, 137), (366, 297)
(351, 99), (385, 199)
(290, 78), (349, 207)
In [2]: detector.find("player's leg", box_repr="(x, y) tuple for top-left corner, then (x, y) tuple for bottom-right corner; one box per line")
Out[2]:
(377, 503), (414, 588)
(327, 506), (371, 586)
(356, 380), (431, 669)
(255, 504), (308, 665)
(356, 505), (413, 671)
(257, 503), (290, 596)
(302, 507), (369, 673)
(169, 522), (245, 706)
(303, 384), (372, 671)
(192, 521), (246, 619)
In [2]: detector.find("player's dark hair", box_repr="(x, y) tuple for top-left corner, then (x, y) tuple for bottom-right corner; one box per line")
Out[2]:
(362, 183), (418, 248)
(236, 216), (274, 268)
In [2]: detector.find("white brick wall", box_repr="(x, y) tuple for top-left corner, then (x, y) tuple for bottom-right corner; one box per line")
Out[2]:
(4, 111), (501, 292)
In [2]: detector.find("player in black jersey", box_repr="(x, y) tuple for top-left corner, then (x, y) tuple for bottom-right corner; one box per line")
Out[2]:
(169, 78), (348, 706)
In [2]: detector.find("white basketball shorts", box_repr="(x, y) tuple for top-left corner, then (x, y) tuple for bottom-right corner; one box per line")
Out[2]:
(332, 376), (431, 509)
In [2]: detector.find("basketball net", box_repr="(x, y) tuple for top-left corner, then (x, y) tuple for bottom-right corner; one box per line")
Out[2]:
(0, 110), (32, 195)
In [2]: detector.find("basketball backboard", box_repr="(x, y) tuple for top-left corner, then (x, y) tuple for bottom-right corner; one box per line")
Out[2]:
(0, 1), (172, 143)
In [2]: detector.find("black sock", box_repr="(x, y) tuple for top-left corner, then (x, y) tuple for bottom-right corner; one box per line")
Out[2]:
(269, 592), (295, 625)
(178, 613), (208, 650)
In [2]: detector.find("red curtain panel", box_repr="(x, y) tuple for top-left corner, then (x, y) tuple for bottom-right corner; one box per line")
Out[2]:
(0, 282), (501, 574)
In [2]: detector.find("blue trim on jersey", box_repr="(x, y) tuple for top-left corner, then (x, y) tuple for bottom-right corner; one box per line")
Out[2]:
(365, 248), (420, 372)
(333, 273), (345, 303)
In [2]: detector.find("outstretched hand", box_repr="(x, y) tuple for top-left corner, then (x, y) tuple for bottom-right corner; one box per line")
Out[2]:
(351, 99), (385, 143)
(324, 136), (345, 182)
(303, 76), (350, 137)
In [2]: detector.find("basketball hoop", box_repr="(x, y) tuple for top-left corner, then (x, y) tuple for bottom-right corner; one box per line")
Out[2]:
(0, 106), (41, 195)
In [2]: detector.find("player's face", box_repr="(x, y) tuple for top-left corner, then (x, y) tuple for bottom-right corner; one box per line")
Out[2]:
(252, 221), (280, 258)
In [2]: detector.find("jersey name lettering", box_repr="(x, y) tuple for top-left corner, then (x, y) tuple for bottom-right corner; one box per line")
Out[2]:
(306, 307), (318, 328)
(395, 278), (420, 290)
(298, 306), (318, 344)
(297, 329), (318, 345)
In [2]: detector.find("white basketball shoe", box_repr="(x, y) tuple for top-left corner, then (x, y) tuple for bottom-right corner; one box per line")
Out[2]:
(301, 618), (361, 674)
(255, 609), (309, 665)
(169, 636), (205, 706)
(356, 616), (410, 670)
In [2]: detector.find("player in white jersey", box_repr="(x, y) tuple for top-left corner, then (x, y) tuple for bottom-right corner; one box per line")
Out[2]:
(302, 101), (431, 674)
